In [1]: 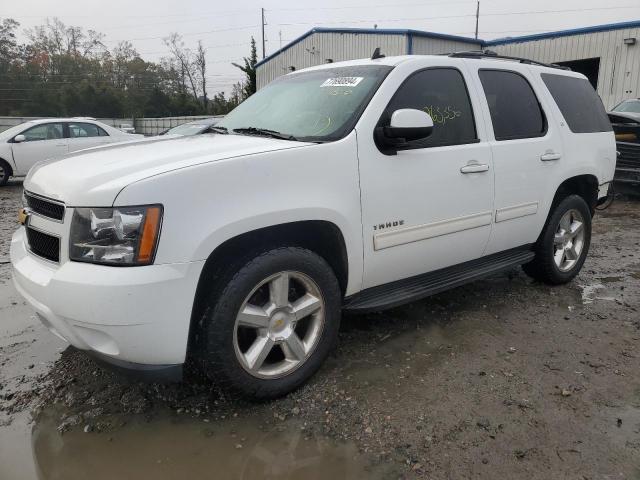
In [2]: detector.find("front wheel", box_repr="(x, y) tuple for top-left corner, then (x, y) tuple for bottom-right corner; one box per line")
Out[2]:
(195, 247), (342, 400)
(0, 159), (10, 187)
(523, 194), (592, 285)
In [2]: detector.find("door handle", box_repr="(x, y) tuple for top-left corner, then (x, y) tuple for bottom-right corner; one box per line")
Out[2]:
(460, 162), (490, 174)
(540, 152), (561, 161)
(55, 144), (66, 147)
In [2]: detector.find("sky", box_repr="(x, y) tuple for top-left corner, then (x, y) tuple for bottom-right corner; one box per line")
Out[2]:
(3, 0), (640, 95)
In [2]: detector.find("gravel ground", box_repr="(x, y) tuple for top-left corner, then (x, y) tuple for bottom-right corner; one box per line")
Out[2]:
(1, 181), (639, 479)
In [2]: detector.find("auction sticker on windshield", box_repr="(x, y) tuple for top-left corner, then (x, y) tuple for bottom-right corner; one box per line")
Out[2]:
(321, 77), (363, 87)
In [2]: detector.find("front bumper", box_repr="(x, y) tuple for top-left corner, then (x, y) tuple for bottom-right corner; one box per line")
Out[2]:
(11, 227), (205, 367)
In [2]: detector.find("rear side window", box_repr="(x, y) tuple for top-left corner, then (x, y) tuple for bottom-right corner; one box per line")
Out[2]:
(541, 74), (612, 133)
(479, 70), (546, 141)
(381, 68), (478, 148)
(68, 122), (107, 138)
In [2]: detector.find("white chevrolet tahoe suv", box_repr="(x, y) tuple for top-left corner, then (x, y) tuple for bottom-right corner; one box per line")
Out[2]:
(11, 52), (615, 399)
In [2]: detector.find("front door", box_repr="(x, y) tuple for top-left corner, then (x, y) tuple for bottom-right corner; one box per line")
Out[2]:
(357, 63), (494, 289)
(11, 122), (67, 176)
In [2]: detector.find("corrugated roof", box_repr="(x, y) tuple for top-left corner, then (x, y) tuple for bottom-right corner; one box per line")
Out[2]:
(256, 20), (640, 68)
(254, 27), (482, 68)
(485, 19), (640, 46)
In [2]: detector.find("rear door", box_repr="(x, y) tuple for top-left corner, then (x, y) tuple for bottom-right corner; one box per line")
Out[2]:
(471, 65), (564, 255)
(66, 122), (112, 153)
(10, 122), (67, 175)
(357, 61), (495, 289)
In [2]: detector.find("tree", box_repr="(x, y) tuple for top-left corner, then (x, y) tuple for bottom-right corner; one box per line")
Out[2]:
(232, 37), (257, 100)
(164, 33), (199, 103)
(195, 40), (207, 110)
(0, 17), (240, 117)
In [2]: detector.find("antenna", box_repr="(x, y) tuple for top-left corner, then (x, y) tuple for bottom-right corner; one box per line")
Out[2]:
(371, 47), (385, 60)
(475, 1), (480, 40)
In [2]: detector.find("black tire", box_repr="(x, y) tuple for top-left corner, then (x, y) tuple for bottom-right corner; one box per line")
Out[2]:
(194, 246), (341, 400)
(0, 159), (10, 187)
(523, 194), (592, 285)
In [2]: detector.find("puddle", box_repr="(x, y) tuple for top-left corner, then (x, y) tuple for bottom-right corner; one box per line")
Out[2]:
(579, 282), (618, 304)
(29, 410), (387, 480)
(598, 276), (624, 284)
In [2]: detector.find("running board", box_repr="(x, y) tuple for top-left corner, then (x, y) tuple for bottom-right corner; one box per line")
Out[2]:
(343, 247), (534, 313)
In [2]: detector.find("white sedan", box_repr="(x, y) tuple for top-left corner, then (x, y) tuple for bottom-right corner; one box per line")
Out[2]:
(0, 118), (143, 186)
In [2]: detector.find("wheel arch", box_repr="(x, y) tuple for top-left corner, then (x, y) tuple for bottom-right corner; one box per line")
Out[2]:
(187, 220), (350, 353)
(535, 174), (599, 245)
(551, 174), (599, 215)
(0, 157), (14, 177)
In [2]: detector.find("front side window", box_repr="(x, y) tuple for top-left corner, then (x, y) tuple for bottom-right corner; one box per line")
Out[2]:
(68, 122), (107, 138)
(542, 74), (612, 133)
(20, 123), (64, 142)
(217, 65), (392, 142)
(479, 70), (546, 141)
(379, 68), (478, 149)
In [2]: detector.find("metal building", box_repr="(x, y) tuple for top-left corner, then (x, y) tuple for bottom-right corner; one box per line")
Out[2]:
(255, 20), (640, 109)
(255, 27), (481, 89)
(486, 21), (640, 109)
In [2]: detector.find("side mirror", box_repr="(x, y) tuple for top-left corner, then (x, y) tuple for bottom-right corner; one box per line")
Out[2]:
(13, 134), (26, 143)
(374, 109), (434, 153)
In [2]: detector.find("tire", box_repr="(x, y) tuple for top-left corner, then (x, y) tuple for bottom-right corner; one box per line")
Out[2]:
(523, 194), (592, 285)
(0, 159), (10, 187)
(195, 247), (342, 400)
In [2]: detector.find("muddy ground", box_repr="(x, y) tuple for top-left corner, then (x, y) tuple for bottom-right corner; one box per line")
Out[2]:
(1, 180), (639, 480)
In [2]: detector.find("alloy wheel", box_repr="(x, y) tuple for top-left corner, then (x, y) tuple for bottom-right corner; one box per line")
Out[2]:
(233, 271), (325, 379)
(553, 208), (585, 272)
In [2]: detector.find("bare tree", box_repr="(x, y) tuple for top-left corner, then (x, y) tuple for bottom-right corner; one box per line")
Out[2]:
(164, 33), (199, 103)
(195, 40), (207, 110)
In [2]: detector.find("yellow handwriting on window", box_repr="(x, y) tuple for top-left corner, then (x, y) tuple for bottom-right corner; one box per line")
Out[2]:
(423, 105), (462, 124)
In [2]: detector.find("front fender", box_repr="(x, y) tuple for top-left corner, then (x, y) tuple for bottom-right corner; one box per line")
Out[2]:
(114, 133), (364, 294)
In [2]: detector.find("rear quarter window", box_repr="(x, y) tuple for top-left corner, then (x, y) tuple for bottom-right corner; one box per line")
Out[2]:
(541, 73), (612, 134)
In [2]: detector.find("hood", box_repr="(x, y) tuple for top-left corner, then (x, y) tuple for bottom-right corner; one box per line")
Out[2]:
(25, 134), (312, 206)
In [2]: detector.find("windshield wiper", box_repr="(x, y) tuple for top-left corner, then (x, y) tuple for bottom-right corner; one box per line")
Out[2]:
(209, 126), (229, 134)
(232, 127), (298, 141)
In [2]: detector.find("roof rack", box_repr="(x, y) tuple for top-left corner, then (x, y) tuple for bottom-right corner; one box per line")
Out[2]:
(448, 50), (571, 71)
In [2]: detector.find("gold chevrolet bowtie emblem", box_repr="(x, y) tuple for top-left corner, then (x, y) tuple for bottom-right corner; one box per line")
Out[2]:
(275, 319), (284, 327)
(18, 208), (28, 225)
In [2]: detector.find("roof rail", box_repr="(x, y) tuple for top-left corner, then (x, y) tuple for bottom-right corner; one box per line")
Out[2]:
(449, 50), (571, 71)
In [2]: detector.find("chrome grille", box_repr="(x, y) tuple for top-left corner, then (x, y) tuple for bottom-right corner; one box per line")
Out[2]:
(24, 192), (65, 222)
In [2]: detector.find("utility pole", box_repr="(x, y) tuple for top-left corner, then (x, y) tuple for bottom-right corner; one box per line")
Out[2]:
(261, 8), (266, 59)
(474, 1), (480, 40)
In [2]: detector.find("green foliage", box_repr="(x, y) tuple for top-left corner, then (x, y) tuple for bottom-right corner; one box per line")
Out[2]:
(232, 37), (257, 100)
(0, 17), (247, 117)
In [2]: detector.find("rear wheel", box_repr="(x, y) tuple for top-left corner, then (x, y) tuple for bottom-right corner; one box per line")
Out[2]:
(523, 194), (592, 284)
(195, 247), (341, 399)
(0, 160), (10, 186)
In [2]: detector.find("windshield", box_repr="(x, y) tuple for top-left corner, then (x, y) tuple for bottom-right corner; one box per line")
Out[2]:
(0, 122), (36, 139)
(166, 123), (211, 136)
(613, 100), (640, 114)
(217, 65), (392, 142)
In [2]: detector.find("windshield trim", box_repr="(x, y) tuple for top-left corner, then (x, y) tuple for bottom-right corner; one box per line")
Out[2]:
(218, 65), (394, 144)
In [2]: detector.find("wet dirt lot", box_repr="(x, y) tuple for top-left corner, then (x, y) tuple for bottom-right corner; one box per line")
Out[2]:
(1, 179), (639, 480)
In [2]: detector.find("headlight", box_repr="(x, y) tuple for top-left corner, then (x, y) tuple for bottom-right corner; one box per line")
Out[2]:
(69, 205), (162, 266)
